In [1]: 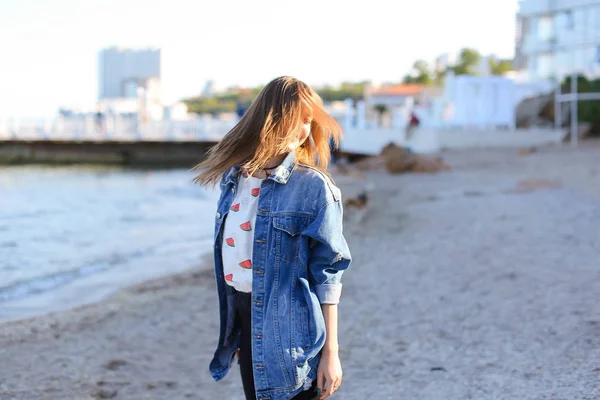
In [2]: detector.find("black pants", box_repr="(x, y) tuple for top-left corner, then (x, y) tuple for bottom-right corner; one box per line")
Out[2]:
(234, 291), (317, 400)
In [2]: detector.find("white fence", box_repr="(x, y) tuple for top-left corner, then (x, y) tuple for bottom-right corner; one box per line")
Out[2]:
(0, 115), (235, 142)
(0, 112), (565, 155)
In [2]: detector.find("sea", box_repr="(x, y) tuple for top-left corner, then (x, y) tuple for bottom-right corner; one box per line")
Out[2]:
(0, 165), (219, 322)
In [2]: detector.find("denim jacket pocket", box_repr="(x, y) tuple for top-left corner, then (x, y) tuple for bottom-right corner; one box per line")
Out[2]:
(272, 215), (310, 261)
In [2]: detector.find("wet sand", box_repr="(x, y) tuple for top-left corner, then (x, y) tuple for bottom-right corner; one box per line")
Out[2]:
(1, 143), (599, 400)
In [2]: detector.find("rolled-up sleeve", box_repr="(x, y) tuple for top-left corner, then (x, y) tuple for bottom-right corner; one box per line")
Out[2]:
(303, 199), (352, 305)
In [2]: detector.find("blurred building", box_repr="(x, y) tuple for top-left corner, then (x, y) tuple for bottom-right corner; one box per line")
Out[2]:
(516, 0), (600, 82)
(435, 52), (460, 76)
(365, 84), (427, 110)
(201, 80), (228, 97)
(97, 47), (168, 121)
(98, 47), (161, 100)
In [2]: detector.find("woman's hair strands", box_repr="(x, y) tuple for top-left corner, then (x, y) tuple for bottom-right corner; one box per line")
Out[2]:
(193, 76), (342, 186)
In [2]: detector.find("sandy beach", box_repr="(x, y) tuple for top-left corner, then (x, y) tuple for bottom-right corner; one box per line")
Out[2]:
(1, 143), (599, 400)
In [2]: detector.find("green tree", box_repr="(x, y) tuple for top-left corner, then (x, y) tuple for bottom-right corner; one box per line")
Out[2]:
(184, 96), (237, 115)
(317, 82), (366, 102)
(451, 48), (481, 75)
(413, 60), (432, 84)
(402, 60), (432, 85)
(561, 75), (600, 135)
(490, 59), (513, 75)
(373, 103), (388, 126)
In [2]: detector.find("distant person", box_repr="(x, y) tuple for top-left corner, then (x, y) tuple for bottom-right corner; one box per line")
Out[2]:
(405, 111), (420, 141)
(236, 103), (247, 119)
(95, 105), (107, 137)
(195, 76), (351, 400)
(95, 110), (104, 131)
(329, 136), (338, 165)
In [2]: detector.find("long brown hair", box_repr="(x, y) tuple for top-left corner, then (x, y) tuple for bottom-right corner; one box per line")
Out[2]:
(193, 76), (342, 186)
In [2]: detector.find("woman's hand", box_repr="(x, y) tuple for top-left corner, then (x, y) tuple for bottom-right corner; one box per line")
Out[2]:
(316, 349), (343, 399)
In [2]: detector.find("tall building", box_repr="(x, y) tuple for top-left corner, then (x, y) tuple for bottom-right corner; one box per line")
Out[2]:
(516, 0), (600, 82)
(98, 47), (161, 100)
(434, 52), (459, 76)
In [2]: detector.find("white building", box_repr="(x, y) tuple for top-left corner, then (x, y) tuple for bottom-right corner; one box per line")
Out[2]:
(98, 47), (161, 100)
(516, 0), (600, 82)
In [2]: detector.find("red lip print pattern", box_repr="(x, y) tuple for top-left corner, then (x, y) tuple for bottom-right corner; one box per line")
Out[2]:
(239, 260), (252, 269)
(251, 188), (260, 197)
(240, 221), (252, 231)
(230, 203), (240, 212)
(225, 274), (233, 281)
(242, 170), (249, 178)
(226, 237), (235, 247)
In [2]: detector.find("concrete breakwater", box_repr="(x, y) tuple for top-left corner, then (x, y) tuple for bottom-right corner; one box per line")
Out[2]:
(0, 140), (218, 167)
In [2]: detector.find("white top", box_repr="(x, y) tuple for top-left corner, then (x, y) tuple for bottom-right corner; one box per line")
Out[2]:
(221, 171), (262, 293)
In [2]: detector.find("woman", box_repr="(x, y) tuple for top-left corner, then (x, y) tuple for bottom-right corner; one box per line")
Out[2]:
(195, 76), (351, 400)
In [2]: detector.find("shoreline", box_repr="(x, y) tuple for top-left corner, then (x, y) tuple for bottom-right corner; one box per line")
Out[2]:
(0, 251), (215, 326)
(0, 258), (215, 343)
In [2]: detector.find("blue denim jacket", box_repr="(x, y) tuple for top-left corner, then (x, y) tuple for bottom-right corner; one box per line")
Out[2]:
(209, 152), (352, 400)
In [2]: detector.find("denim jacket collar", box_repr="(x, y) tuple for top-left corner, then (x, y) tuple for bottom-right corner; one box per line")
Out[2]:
(267, 151), (295, 184)
(223, 165), (241, 186)
(223, 152), (296, 186)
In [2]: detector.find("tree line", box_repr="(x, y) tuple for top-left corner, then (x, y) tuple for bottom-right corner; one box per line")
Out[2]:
(183, 82), (368, 115)
(563, 75), (600, 134)
(402, 48), (513, 85)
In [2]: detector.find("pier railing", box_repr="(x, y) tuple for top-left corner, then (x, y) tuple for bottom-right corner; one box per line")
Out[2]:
(0, 115), (235, 142)
(1, 89), (565, 154)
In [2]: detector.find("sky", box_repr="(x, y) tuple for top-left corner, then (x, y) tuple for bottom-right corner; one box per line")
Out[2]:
(0, 0), (518, 119)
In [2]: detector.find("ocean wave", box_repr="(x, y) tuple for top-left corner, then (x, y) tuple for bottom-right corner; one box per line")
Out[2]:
(0, 248), (149, 302)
